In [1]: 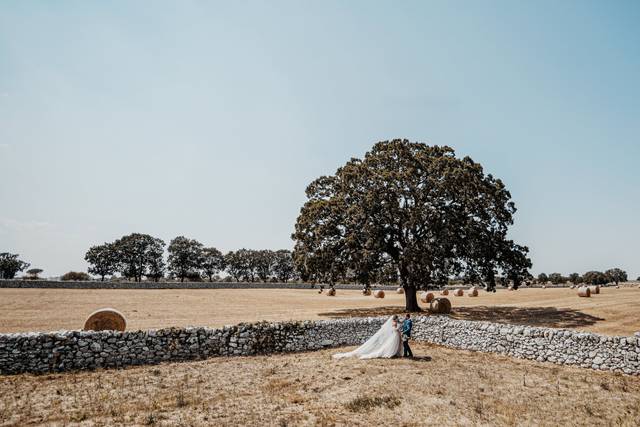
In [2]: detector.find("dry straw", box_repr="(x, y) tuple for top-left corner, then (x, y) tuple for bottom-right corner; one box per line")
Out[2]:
(83, 308), (127, 332)
(373, 290), (385, 299)
(420, 292), (435, 303)
(429, 297), (452, 314)
(577, 287), (591, 298)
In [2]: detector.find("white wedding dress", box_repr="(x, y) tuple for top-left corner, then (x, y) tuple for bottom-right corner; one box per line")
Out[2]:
(333, 316), (403, 359)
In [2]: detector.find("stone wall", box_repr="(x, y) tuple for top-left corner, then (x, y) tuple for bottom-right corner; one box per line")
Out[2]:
(1, 316), (639, 376)
(0, 279), (392, 290)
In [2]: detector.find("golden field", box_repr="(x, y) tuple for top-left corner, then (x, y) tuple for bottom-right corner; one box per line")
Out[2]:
(1, 342), (639, 426)
(0, 285), (639, 335)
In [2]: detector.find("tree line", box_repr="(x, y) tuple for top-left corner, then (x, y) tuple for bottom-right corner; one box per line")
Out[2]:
(83, 233), (295, 283)
(535, 269), (628, 286)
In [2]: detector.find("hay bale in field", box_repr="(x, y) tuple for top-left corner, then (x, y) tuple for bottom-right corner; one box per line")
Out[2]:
(396, 287), (404, 294)
(373, 290), (385, 299)
(508, 286), (514, 291)
(429, 297), (452, 314)
(84, 308), (126, 332)
(420, 292), (435, 303)
(440, 289), (449, 296)
(453, 289), (464, 297)
(362, 289), (371, 296)
(577, 287), (591, 298)
(327, 288), (336, 296)
(589, 285), (600, 295)
(468, 287), (478, 297)
(570, 284), (576, 289)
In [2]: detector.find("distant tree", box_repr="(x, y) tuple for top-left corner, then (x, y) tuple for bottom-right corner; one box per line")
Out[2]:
(582, 271), (608, 286)
(26, 268), (43, 279)
(255, 250), (277, 282)
(85, 243), (118, 281)
(146, 243), (166, 282)
(113, 233), (165, 282)
(548, 273), (565, 285)
(201, 247), (225, 282)
(272, 249), (295, 282)
(0, 253), (30, 279)
(225, 249), (258, 282)
(568, 273), (581, 285)
(537, 273), (548, 284)
(605, 268), (627, 285)
(167, 236), (203, 282)
(61, 271), (91, 281)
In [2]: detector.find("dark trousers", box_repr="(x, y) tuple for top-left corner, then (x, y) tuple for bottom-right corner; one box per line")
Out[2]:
(403, 339), (413, 357)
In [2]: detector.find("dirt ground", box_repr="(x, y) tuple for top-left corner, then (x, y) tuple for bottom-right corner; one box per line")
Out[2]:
(1, 342), (639, 427)
(1, 286), (639, 336)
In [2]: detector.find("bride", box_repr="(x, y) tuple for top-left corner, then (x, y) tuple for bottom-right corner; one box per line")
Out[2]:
(333, 315), (403, 359)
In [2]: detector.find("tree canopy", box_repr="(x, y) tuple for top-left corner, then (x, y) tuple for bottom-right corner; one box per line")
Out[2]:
(85, 243), (118, 281)
(292, 139), (531, 311)
(167, 236), (203, 282)
(0, 253), (30, 279)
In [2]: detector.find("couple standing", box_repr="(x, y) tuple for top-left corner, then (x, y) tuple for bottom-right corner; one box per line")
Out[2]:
(333, 314), (413, 360)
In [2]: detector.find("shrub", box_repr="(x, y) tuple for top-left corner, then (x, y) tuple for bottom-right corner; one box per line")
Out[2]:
(61, 271), (91, 281)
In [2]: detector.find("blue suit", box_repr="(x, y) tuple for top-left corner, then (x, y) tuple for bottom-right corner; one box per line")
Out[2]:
(402, 318), (413, 357)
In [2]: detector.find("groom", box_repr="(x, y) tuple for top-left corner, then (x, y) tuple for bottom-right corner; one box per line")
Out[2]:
(402, 313), (413, 358)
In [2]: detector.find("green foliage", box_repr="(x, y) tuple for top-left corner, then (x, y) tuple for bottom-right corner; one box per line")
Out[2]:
(61, 271), (91, 281)
(548, 273), (565, 284)
(167, 236), (203, 282)
(0, 253), (30, 279)
(201, 247), (225, 282)
(604, 268), (627, 285)
(26, 268), (43, 279)
(225, 249), (257, 282)
(568, 273), (581, 284)
(113, 233), (165, 282)
(292, 140), (531, 310)
(537, 273), (548, 284)
(272, 249), (295, 282)
(85, 243), (118, 281)
(582, 271), (608, 286)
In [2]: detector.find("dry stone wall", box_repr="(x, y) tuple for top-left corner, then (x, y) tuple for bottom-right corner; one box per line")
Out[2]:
(1, 316), (639, 376)
(0, 279), (389, 290)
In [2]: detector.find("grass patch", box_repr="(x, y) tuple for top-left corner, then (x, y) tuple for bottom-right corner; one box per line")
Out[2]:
(345, 395), (401, 412)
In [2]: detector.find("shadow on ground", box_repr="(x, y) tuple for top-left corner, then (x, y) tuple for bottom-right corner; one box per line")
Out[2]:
(319, 305), (605, 329)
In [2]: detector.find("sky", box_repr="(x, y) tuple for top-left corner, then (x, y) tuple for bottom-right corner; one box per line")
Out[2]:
(0, 1), (639, 278)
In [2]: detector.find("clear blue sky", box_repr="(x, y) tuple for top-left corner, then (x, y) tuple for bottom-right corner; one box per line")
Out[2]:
(1, 1), (638, 278)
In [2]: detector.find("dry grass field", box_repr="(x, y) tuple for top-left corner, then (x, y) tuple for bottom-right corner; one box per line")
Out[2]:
(1, 285), (639, 336)
(1, 342), (639, 426)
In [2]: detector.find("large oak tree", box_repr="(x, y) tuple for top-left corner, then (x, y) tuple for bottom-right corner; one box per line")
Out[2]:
(292, 139), (531, 311)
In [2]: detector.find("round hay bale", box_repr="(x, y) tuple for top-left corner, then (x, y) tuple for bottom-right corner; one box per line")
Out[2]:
(84, 308), (126, 332)
(577, 287), (591, 298)
(468, 288), (478, 297)
(419, 292), (435, 303)
(429, 297), (452, 314)
(440, 289), (449, 296)
(396, 287), (405, 294)
(589, 285), (600, 295)
(616, 285), (620, 289)
(453, 289), (464, 297)
(327, 288), (336, 296)
(508, 286), (514, 291)
(373, 290), (385, 299)
(362, 289), (371, 296)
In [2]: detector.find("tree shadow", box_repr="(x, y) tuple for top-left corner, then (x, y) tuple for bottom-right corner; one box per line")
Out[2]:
(450, 306), (605, 329)
(319, 305), (605, 329)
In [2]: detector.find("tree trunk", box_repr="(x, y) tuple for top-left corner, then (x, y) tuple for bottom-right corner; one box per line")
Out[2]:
(403, 285), (421, 312)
